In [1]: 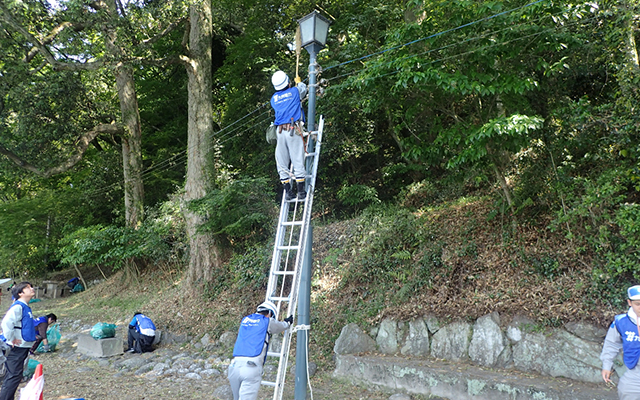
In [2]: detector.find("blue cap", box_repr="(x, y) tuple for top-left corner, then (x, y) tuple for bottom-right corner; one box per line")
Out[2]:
(629, 286), (640, 300)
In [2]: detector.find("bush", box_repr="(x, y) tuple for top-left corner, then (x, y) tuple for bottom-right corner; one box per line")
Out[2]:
(203, 243), (271, 299)
(189, 177), (277, 247)
(601, 203), (640, 282)
(342, 205), (431, 297)
(552, 167), (640, 304)
(58, 223), (172, 269)
(57, 198), (184, 269)
(337, 184), (381, 211)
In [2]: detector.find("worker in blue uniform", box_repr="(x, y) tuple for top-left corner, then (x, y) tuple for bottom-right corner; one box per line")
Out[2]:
(126, 312), (156, 353)
(0, 282), (35, 400)
(601, 285), (640, 399)
(270, 70), (308, 201)
(30, 313), (57, 354)
(227, 301), (293, 400)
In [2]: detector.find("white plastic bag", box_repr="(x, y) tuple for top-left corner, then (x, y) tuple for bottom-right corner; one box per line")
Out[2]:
(19, 363), (43, 400)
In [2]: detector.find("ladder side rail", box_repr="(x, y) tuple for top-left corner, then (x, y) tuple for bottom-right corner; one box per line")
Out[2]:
(272, 204), (313, 400)
(271, 199), (305, 307)
(272, 192), (317, 399)
(280, 116), (323, 328)
(269, 211), (311, 398)
(271, 204), (310, 400)
(281, 117), (323, 326)
(265, 200), (290, 300)
(273, 117), (324, 320)
(271, 117), (324, 399)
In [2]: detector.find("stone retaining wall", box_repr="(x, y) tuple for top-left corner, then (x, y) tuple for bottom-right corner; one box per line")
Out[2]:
(333, 312), (624, 385)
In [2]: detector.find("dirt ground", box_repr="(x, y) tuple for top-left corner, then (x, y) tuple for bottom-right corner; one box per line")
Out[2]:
(4, 197), (612, 400)
(13, 290), (423, 400)
(30, 335), (411, 400)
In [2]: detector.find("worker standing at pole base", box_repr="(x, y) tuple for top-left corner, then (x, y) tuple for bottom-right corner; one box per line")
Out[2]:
(601, 285), (640, 399)
(227, 301), (292, 400)
(270, 70), (308, 201)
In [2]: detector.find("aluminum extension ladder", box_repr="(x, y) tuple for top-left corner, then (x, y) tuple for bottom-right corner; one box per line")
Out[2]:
(261, 116), (324, 400)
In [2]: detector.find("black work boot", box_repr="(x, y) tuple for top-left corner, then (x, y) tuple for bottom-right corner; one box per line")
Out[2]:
(296, 180), (307, 200)
(283, 182), (295, 201)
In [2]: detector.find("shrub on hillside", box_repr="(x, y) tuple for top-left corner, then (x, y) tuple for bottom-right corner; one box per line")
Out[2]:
(189, 177), (277, 247)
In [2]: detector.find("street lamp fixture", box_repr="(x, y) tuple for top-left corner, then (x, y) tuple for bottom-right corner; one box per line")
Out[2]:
(294, 9), (330, 400)
(297, 10), (330, 50)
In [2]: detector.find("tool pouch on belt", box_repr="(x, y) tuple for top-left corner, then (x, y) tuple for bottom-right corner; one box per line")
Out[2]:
(277, 121), (307, 137)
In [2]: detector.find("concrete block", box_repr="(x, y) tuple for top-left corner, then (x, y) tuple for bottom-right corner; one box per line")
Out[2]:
(42, 281), (67, 298)
(77, 334), (123, 358)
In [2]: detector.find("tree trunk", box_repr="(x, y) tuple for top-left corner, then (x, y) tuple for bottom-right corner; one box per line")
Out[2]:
(182, 0), (225, 286)
(492, 163), (513, 209)
(620, 2), (639, 103)
(103, 0), (145, 229)
(0, 1), (143, 225)
(115, 65), (145, 228)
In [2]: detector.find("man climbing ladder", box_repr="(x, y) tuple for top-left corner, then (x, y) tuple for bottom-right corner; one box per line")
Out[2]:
(228, 301), (293, 400)
(259, 114), (324, 400)
(270, 70), (308, 201)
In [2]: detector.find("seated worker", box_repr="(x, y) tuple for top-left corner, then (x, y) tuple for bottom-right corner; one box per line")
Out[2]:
(66, 277), (79, 290)
(30, 313), (57, 355)
(126, 312), (156, 353)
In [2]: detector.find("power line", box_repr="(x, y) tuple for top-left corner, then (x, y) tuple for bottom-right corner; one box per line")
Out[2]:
(81, 104), (273, 199)
(324, 0), (548, 73)
(67, 1), (590, 201)
(323, 16), (596, 93)
(324, 9), (567, 84)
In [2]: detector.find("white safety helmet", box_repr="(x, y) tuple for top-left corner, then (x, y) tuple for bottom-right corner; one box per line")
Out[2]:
(256, 301), (278, 319)
(629, 285), (640, 300)
(271, 71), (289, 91)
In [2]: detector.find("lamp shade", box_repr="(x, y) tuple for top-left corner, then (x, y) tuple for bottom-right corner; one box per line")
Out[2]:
(298, 11), (330, 49)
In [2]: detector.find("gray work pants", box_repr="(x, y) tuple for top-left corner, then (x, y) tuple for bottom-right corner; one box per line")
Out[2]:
(275, 127), (305, 182)
(619, 366), (640, 400)
(227, 358), (262, 400)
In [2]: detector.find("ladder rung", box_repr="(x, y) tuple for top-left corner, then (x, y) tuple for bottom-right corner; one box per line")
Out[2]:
(273, 271), (295, 276)
(277, 245), (300, 251)
(268, 296), (291, 302)
(264, 116), (323, 399)
(281, 221), (303, 226)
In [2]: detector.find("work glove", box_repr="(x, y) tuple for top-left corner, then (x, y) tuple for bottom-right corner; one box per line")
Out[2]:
(284, 315), (294, 325)
(42, 344), (50, 352)
(294, 76), (302, 84)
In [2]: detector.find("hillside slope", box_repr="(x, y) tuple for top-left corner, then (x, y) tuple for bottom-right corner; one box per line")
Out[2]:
(34, 195), (614, 370)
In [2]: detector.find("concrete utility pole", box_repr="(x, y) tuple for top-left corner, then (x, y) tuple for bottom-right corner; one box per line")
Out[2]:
(295, 10), (330, 400)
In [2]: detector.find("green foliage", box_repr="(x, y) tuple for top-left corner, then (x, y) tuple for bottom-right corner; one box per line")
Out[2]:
(551, 167), (639, 302)
(203, 243), (271, 299)
(527, 255), (563, 279)
(337, 183), (381, 211)
(58, 223), (171, 269)
(189, 177), (277, 246)
(599, 203), (640, 282)
(342, 204), (434, 300)
(57, 198), (185, 270)
(447, 114), (544, 168)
